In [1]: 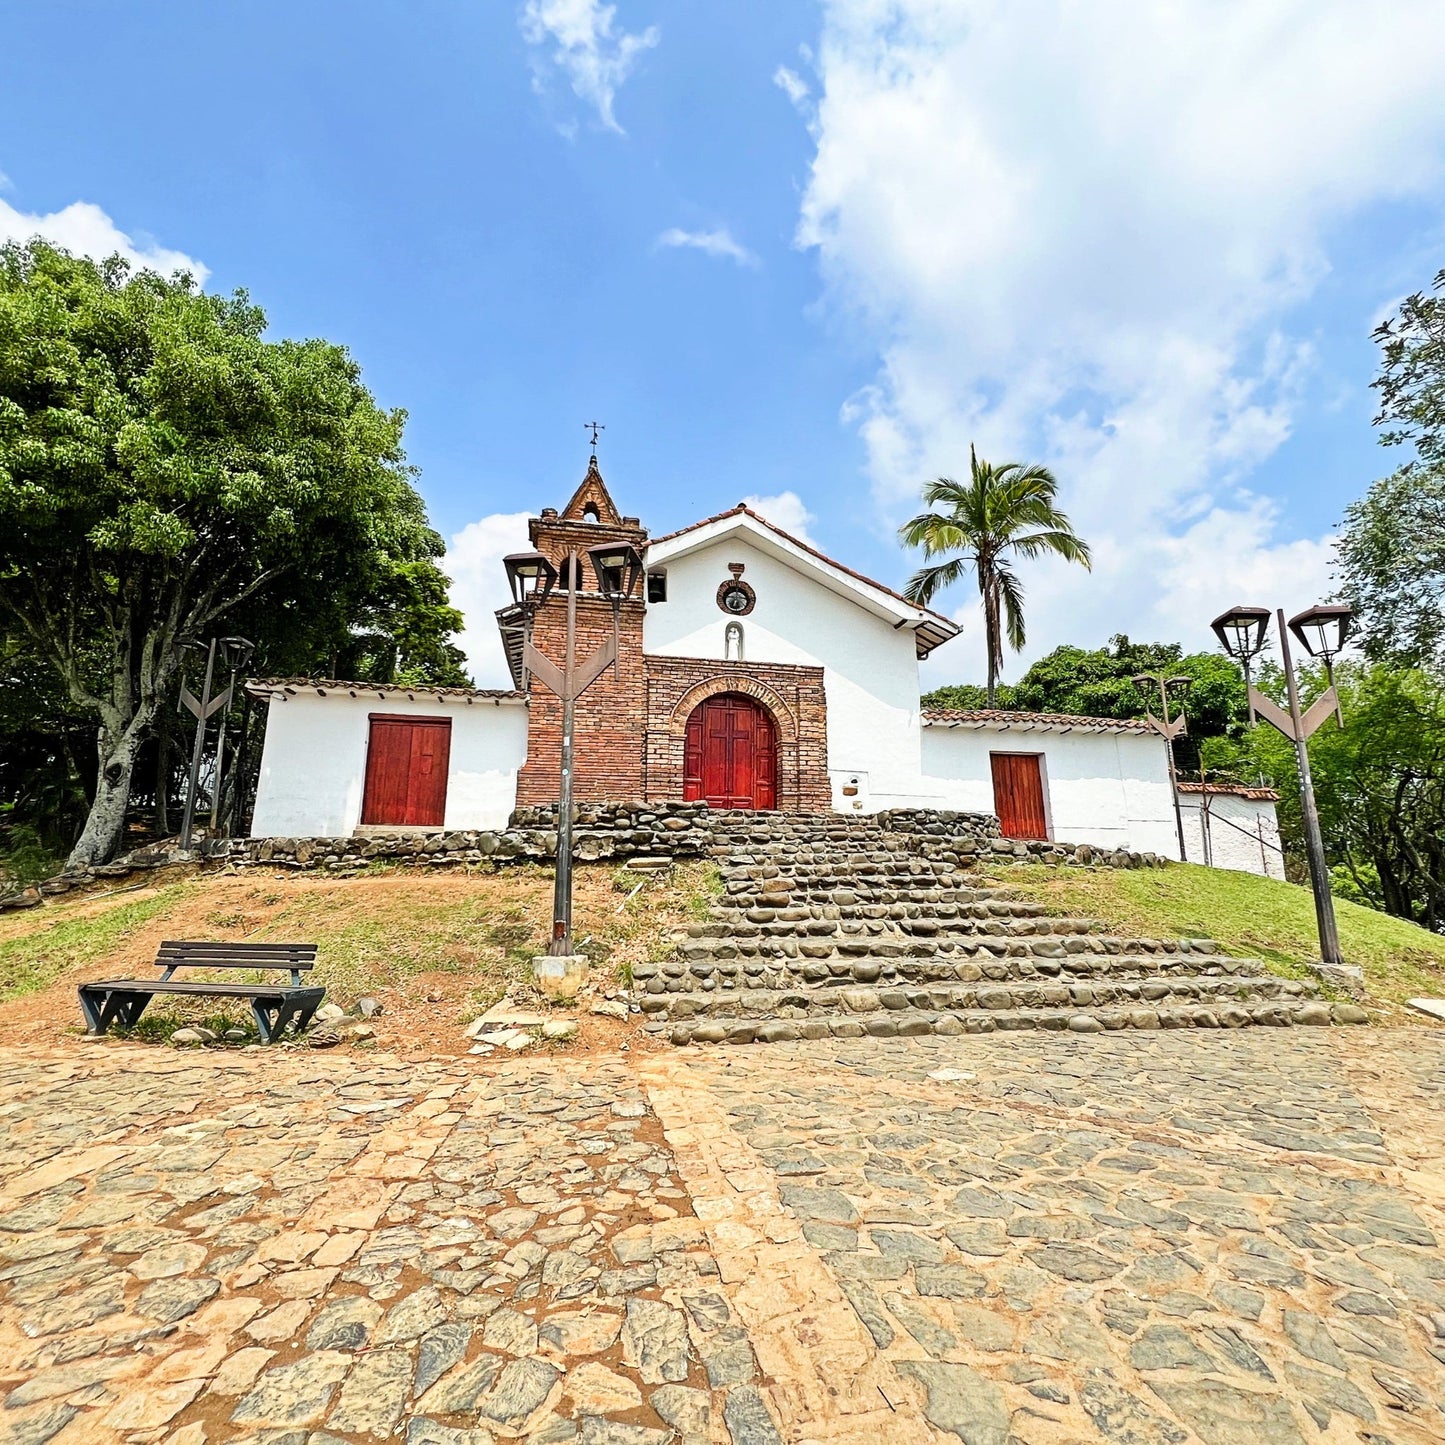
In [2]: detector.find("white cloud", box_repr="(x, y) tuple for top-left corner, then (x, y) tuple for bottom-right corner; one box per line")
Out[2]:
(741, 491), (816, 545)
(773, 65), (810, 109)
(0, 195), (207, 282)
(798, 1), (1445, 677)
(444, 512), (533, 688)
(520, 0), (658, 134)
(655, 226), (759, 268)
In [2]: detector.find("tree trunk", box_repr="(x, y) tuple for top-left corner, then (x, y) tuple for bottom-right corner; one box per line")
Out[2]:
(982, 571), (1001, 708)
(66, 729), (143, 870)
(155, 722), (171, 836)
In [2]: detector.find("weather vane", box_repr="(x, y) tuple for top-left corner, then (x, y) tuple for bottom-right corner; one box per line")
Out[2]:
(584, 421), (605, 455)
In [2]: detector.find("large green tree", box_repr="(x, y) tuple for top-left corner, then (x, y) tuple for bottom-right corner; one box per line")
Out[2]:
(1206, 663), (1445, 929)
(924, 634), (1246, 749)
(1338, 268), (1445, 667)
(0, 241), (465, 869)
(900, 447), (1091, 705)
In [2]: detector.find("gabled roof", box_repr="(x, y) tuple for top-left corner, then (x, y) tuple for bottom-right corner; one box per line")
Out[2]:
(922, 708), (1155, 735)
(246, 678), (524, 704)
(647, 504), (960, 658)
(1177, 781), (1280, 801)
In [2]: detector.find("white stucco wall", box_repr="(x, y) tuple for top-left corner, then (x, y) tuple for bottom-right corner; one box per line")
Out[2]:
(644, 537), (939, 808)
(1180, 794), (1285, 879)
(919, 725), (1181, 856)
(249, 693), (528, 837)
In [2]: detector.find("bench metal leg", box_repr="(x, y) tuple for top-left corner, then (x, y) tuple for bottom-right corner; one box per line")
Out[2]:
(290, 996), (322, 1036)
(252, 998), (279, 1044)
(79, 989), (106, 1035)
(79, 989), (152, 1036)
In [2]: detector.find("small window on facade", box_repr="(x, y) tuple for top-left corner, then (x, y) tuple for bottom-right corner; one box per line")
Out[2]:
(583, 503), (600, 523)
(557, 556), (580, 590)
(647, 571), (668, 603)
(725, 621), (745, 662)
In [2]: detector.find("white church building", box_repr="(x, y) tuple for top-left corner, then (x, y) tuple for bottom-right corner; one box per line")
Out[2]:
(246, 459), (1278, 873)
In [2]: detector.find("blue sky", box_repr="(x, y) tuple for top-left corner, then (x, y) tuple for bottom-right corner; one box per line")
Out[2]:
(4, 1), (1445, 688)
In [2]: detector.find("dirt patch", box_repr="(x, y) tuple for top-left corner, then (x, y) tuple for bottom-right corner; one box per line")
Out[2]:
(0, 861), (712, 1060)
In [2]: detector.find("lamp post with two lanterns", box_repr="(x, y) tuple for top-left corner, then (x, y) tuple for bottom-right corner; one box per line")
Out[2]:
(503, 539), (643, 957)
(1210, 602), (1354, 969)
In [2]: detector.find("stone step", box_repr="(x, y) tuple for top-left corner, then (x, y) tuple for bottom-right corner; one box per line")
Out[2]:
(712, 904), (1052, 925)
(691, 914), (1096, 938)
(639, 951), (1263, 991)
(718, 887), (1024, 908)
(675, 932), (1207, 963)
(644, 974), (1316, 1023)
(658, 998), (1362, 1046)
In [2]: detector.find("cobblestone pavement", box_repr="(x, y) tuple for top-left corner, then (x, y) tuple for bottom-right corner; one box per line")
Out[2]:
(1, 1030), (1442, 1445)
(0, 1047), (772, 1445)
(645, 1029), (1445, 1445)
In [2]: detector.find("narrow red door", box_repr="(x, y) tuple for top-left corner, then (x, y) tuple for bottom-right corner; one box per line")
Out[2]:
(683, 694), (777, 809)
(990, 752), (1048, 840)
(361, 716), (452, 826)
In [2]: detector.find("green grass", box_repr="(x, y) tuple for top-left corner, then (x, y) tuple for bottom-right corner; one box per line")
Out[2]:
(0, 884), (193, 999)
(987, 861), (1445, 1016)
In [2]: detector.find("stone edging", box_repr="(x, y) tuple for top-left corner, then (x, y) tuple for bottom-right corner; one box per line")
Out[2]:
(0, 801), (1168, 911)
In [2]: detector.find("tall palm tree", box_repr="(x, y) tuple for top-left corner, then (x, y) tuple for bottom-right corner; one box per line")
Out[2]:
(900, 446), (1091, 706)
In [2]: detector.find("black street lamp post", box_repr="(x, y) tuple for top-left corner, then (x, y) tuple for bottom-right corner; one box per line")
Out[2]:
(504, 542), (641, 957)
(1131, 672), (1191, 861)
(1211, 602), (1353, 969)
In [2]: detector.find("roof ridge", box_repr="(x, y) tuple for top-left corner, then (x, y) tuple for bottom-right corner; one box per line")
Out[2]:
(921, 707), (1154, 733)
(649, 503), (957, 630)
(246, 677), (524, 701)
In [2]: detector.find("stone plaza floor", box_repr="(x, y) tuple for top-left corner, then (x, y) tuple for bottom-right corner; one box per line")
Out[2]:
(0, 1028), (1441, 1444)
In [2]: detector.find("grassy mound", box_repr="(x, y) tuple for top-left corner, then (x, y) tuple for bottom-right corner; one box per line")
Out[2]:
(988, 861), (1445, 1020)
(0, 860), (719, 1044)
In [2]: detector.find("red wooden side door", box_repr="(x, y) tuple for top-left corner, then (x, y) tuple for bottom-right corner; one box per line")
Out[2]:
(990, 752), (1048, 840)
(683, 694), (777, 809)
(361, 715), (452, 826)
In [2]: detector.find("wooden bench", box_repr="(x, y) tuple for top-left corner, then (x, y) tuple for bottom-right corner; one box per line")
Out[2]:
(79, 941), (324, 1044)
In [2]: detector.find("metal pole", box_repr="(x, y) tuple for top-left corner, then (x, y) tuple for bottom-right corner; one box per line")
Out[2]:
(550, 553), (578, 955)
(1278, 608), (1343, 966)
(209, 669), (237, 832)
(179, 638), (217, 853)
(1159, 678), (1188, 862)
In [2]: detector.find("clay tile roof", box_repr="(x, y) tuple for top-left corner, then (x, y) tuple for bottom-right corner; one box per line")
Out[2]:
(245, 678), (524, 702)
(648, 503), (960, 656)
(1176, 781), (1280, 801)
(921, 708), (1155, 734)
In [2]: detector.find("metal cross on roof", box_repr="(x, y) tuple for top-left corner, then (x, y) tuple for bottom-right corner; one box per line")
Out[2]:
(584, 420), (605, 453)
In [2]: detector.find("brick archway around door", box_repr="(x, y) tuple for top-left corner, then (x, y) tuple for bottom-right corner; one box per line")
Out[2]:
(644, 657), (831, 812)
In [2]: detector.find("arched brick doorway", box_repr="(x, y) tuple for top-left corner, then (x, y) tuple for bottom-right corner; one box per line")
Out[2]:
(683, 692), (777, 809)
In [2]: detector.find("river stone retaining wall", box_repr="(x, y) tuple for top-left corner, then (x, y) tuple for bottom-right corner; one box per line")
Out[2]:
(0, 801), (1168, 911)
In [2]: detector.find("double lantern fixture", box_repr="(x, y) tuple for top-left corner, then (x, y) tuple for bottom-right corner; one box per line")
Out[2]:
(503, 540), (644, 957)
(1210, 601), (1354, 971)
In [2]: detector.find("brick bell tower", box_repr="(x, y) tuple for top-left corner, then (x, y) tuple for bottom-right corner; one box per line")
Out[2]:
(510, 456), (649, 806)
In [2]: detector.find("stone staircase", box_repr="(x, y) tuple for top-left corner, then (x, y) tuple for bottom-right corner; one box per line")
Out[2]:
(636, 814), (1365, 1046)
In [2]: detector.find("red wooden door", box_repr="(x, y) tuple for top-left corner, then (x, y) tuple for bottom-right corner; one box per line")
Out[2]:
(361, 715), (452, 826)
(990, 752), (1048, 840)
(683, 694), (777, 809)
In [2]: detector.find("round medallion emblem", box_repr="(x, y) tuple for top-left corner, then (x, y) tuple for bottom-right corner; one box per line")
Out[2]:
(717, 580), (756, 616)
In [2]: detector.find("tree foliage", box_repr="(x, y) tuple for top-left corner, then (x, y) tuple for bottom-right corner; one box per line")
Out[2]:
(923, 634), (1247, 751)
(900, 447), (1090, 705)
(1208, 664), (1445, 930)
(0, 241), (465, 868)
(1338, 269), (1445, 668)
